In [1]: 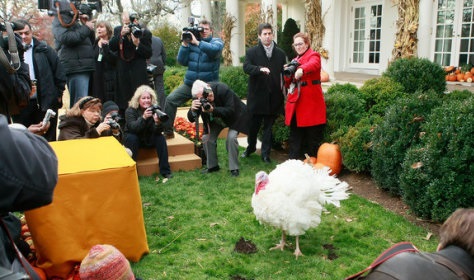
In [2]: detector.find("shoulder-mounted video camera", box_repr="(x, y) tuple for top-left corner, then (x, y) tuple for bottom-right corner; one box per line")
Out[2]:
(127, 13), (142, 38)
(38, 0), (102, 17)
(182, 17), (202, 43)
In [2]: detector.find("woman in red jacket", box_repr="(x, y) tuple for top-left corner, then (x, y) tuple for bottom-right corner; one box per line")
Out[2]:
(284, 32), (326, 159)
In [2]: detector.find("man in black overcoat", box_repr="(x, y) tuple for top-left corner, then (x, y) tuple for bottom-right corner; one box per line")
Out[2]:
(242, 23), (287, 163)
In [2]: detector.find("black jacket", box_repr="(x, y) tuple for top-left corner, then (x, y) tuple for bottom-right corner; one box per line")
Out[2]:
(109, 26), (152, 109)
(91, 39), (118, 102)
(124, 106), (164, 147)
(52, 13), (95, 75)
(243, 41), (287, 115)
(31, 37), (67, 111)
(187, 82), (249, 134)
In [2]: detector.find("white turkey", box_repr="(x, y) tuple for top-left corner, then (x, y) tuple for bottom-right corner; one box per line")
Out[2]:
(251, 159), (349, 258)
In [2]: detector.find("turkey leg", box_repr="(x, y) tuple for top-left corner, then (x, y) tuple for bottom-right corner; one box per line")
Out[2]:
(270, 232), (287, 251)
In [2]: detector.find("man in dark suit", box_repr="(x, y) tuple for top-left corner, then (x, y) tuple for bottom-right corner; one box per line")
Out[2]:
(187, 80), (249, 177)
(109, 12), (152, 114)
(242, 23), (287, 163)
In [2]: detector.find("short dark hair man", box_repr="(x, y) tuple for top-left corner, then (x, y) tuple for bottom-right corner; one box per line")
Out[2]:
(242, 23), (287, 163)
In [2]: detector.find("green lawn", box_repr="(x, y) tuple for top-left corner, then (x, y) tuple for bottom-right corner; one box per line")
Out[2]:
(131, 140), (438, 279)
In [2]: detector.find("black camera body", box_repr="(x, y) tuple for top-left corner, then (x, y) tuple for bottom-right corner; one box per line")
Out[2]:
(200, 87), (212, 111)
(147, 104), (169, 122)
(182, 17), (202, 42)
(106, 111), (121, 130)
(38, 0), (102, 16)
(283, 60), (300, 77)
(128, 23), (142, 38)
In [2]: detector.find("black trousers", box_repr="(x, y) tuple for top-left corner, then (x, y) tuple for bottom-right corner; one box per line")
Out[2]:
(12, 99), (58, 142)
(288, 115), (325, 160)
(246, 114), (277, 158)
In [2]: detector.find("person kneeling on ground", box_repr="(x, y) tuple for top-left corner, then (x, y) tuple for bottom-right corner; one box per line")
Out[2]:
(58, 97), (112, 140)
(187, 80), (248, 177)
(123, 85), (172, 180)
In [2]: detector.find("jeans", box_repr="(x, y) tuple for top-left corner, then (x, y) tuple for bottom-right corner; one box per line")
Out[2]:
(124, 133), (171, 176)
(67, 72), (91, 108)
(163, 84), (192, 132)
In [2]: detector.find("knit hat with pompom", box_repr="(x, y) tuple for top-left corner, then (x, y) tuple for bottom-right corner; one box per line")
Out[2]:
(79, 244), (135, 280)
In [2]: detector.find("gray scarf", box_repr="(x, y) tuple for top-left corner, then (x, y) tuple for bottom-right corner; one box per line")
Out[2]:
(263, 41), (274, 58)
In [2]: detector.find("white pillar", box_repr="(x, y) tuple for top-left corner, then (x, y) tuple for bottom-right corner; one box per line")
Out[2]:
(261, 0), (278, 34)
(322, 0), (335, 79)
(178, 0), (192, 27)
(237, 1), (246, 63)
(417, 0), (434, 59)
(200, 0), (212, 20)
(226, 0), (241, 66)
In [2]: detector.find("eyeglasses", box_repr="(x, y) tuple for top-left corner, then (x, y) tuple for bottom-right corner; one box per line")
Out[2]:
(293, 42), (305, 47)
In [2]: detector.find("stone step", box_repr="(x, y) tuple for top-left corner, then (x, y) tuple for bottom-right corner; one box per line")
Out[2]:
(137, 153), (202, 176)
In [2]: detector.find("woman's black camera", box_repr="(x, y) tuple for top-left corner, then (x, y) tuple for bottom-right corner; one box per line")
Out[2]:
(283, 60), (300, 77)
(147, 104), (169, 122)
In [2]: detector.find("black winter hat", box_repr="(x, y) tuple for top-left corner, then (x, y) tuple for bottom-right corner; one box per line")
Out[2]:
(101, 101), (119, 119)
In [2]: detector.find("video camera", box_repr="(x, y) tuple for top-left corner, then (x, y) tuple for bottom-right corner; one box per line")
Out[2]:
(200, 87), (212, 111)
(127, 13), (143, 38)
(182, 17), (203, 43)
(147, 104), (169, 122)
(38, 0), (102, 16)
(283, 60), (300, 77)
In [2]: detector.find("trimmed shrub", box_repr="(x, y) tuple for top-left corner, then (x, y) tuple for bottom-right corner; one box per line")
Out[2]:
(383, 57), (446, 94)
(400, 96), (474, 222)
(339, 115), (383, 173)
(153, 25), (181, 66)
(163, 66), (186, 95)
(324, 83), (366, 142)
(270, 114), (290, 150)
(220, 66), (248, 99)
(358, 76), (406, 116)
(371, 90), (442, 195)
(281, 18), (300, 59)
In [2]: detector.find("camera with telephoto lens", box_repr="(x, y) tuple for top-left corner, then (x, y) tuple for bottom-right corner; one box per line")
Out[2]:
(199, 87), (212, 111)
(127, 13), (142, 38)
(283, 60), (300, 77)
(182, 17), (202, 42)
(38, 0), (102, 16)
(147, 104), (169, 122)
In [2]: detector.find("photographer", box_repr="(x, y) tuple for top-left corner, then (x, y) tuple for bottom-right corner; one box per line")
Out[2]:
(51, 2), (95, 108)
(0, 20), (31, 119)
(57, 96), (111, 140)
(187, 80), (248, 177)
(283, 32), (326, 160)
(123, 85), (172, 181)
(109, 12), (152, 115)
(13, 19), (67, 141)
(162, 19), (224, 139)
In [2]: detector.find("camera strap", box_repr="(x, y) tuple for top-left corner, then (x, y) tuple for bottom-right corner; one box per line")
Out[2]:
(55, 1), (79, 28)
(0, 19), (20, 73)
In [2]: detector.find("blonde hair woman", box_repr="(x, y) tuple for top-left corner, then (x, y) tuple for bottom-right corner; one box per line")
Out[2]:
(123, 85), (172, 180)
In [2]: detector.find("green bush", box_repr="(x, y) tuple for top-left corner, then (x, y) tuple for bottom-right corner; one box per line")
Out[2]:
(359, 76), (406, 116)
(153, 24), (181, 66)
(383, 57), (446, 94)
(400, 96), (474, 222)
(324, 83), (366, 142)
(281, 18), (300, 59)
(163, 66), (186, 95)
(271, 114), (290, 149)
(339, 115), (382, 173)
(371, 90), (442, 195)
(219, 66), (248, 99)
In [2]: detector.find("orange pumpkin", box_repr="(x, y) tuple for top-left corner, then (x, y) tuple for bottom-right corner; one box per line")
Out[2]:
(464, 72), (472, 78)
(457, 73), (465, 82)
(316, 142), (342, 175)
(320, 70), (330, 82)
(471, 67), (474, 74)
(304, 154), (317, 165)
(447, 74), (457, 82)
(445, 65), (455, 72)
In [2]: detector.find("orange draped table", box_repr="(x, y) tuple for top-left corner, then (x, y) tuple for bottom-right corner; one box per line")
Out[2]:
(25, 137), (149, 279)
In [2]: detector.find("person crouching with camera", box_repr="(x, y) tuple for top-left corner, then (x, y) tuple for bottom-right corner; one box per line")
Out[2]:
(58, 97), (113, 140)
(123, 85), (172, 180)
(188, 80), (249, 177)
(283, 32), (327, 160)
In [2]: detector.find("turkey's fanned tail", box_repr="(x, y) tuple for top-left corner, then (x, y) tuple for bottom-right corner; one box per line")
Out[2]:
(314, 168), (350, 208)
